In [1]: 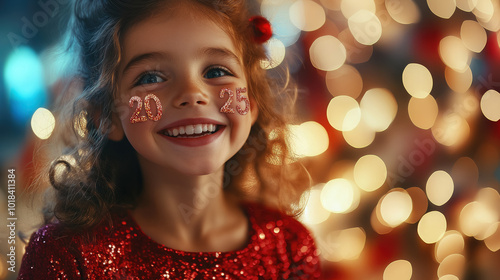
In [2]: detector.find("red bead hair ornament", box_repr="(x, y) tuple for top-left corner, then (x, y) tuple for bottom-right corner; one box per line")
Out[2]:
(249, 16), (273, 44)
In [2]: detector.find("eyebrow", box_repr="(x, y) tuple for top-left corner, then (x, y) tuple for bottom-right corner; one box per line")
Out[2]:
(121, 47), (241, 76)
(200, 47), (242, 66)
(121, 52), (167, 76)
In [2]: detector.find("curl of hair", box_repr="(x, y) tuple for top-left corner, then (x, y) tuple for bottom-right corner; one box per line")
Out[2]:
(42, 0), (309, 231)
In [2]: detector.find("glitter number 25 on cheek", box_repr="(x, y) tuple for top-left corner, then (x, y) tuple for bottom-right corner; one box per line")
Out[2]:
(219, 87), (250, 115)
(129, 93), (163, 123)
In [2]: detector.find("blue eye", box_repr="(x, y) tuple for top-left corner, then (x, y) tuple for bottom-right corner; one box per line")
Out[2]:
(204, 66), (233, 79)
(135, 72), (165, 86)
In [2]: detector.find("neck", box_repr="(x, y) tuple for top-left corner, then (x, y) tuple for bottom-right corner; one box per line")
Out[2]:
(130, 157), (246, 252)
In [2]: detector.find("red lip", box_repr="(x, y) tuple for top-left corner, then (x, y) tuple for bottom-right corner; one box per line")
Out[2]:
(157, 118), (226, 147)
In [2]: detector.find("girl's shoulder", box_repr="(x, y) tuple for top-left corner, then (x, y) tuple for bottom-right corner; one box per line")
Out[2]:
(243, 202), (321, 277)
(244, 202), (311, 233)
(18, 210), (130, 279)
(244, 202), (318, 249)
(18, 222), (83, 279)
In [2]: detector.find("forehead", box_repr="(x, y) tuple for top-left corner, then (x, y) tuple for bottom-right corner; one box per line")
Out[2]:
(119, 3), (240, 64)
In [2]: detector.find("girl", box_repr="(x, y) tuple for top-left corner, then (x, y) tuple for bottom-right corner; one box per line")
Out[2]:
(19, 0), (320, 279)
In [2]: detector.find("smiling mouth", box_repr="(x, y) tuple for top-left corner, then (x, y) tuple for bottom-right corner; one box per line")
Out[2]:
(160, 124), (221, 138)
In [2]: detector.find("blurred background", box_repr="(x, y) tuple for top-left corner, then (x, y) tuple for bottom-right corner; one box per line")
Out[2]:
(1, 0), (500, 279)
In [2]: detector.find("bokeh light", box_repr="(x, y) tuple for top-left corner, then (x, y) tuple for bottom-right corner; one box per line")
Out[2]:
(439, 36), (471, 72)
(426, 170), (454, 206)
(435, 230), (465, 263)
(402, 63), (433, 99)
(444, 66), (473, 93)
(325, 65), (363, 98)
(4, 46), (47, 125)
(31, 108), (55, 140)
(380, 188), (413, 227)
(418, 211), (447, 244)
(427, 0), (456, 19)
(289, 0), (326, 32)
(288, 121), (329, 157)
(460, 20), (487, 53)
(386, 0), (421, 24)
(408, 95), (439, 129)
(347, 10), (382, 45)
(437, 254), (466, 278)
(383, 260), (413, 280)
(456, 0), (478, 12)
(431, 114), (471, 147)
(342, 119), (376, 148)
(340, 0), (376, 19)
(321, 178), (360, 213)
(372, 199), (394, 234)
(261, 0), (301, 46)
(480, 89), (500, 121)
(485, 222), (500, 252)
(260, 38), (286, 69)
(439, 275), (459, 280)
(338, 28), (374, 63)
(322, 227), (366, 262)
(459, 200), (499, 240)
(406, 187), (429, 224)
(326, 95), (361, 131)
(473, 0), (494, 22)
(353, 154), (387, 192)
(360, 88), (398, 132)
(300, 187), (330, 225)
(309, 35), (347, 71)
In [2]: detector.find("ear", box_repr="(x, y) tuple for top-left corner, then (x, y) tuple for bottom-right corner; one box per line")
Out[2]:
(107, 112), (125, 141)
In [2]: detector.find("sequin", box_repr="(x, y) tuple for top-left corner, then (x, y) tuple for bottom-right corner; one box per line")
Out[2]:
(144, 93), (163, 121)
(18, 203), (321, 279)
(235, 87), (250, 115)
(219, 88), (235, 114)
(129, 96), (148, 124)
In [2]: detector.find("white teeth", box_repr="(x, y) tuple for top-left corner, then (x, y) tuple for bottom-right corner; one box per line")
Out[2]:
(164, 124), (218, 137)
(185, 125), (194, 135)
(194, 124), (203, 134)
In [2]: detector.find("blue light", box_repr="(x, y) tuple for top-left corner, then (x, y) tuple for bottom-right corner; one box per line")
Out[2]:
(261, 1), (301, 47)
(3, 46), (47, 126)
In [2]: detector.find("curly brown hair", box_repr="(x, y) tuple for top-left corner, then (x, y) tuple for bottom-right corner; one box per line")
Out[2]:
(40, 0), (310, 231)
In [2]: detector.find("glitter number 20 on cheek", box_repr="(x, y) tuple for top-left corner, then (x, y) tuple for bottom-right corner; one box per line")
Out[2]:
(129, 93), (163, 123)
(219, 87), (250, 115)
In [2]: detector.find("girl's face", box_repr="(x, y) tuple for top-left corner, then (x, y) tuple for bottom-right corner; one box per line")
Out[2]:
(113, 6), (258, 176)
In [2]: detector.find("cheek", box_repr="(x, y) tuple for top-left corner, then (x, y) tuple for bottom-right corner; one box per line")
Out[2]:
(122, 122), (158, 156)
(228, 113), (253, 144)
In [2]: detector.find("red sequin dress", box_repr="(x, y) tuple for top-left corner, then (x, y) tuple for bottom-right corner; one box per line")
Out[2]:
(18, 203), (321, 279)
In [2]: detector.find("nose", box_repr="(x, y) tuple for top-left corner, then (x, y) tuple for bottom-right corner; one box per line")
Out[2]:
(172, 77), (209, 108)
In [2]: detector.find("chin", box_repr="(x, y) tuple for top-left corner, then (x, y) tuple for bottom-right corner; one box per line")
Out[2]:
(175, 161), (223, 176)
